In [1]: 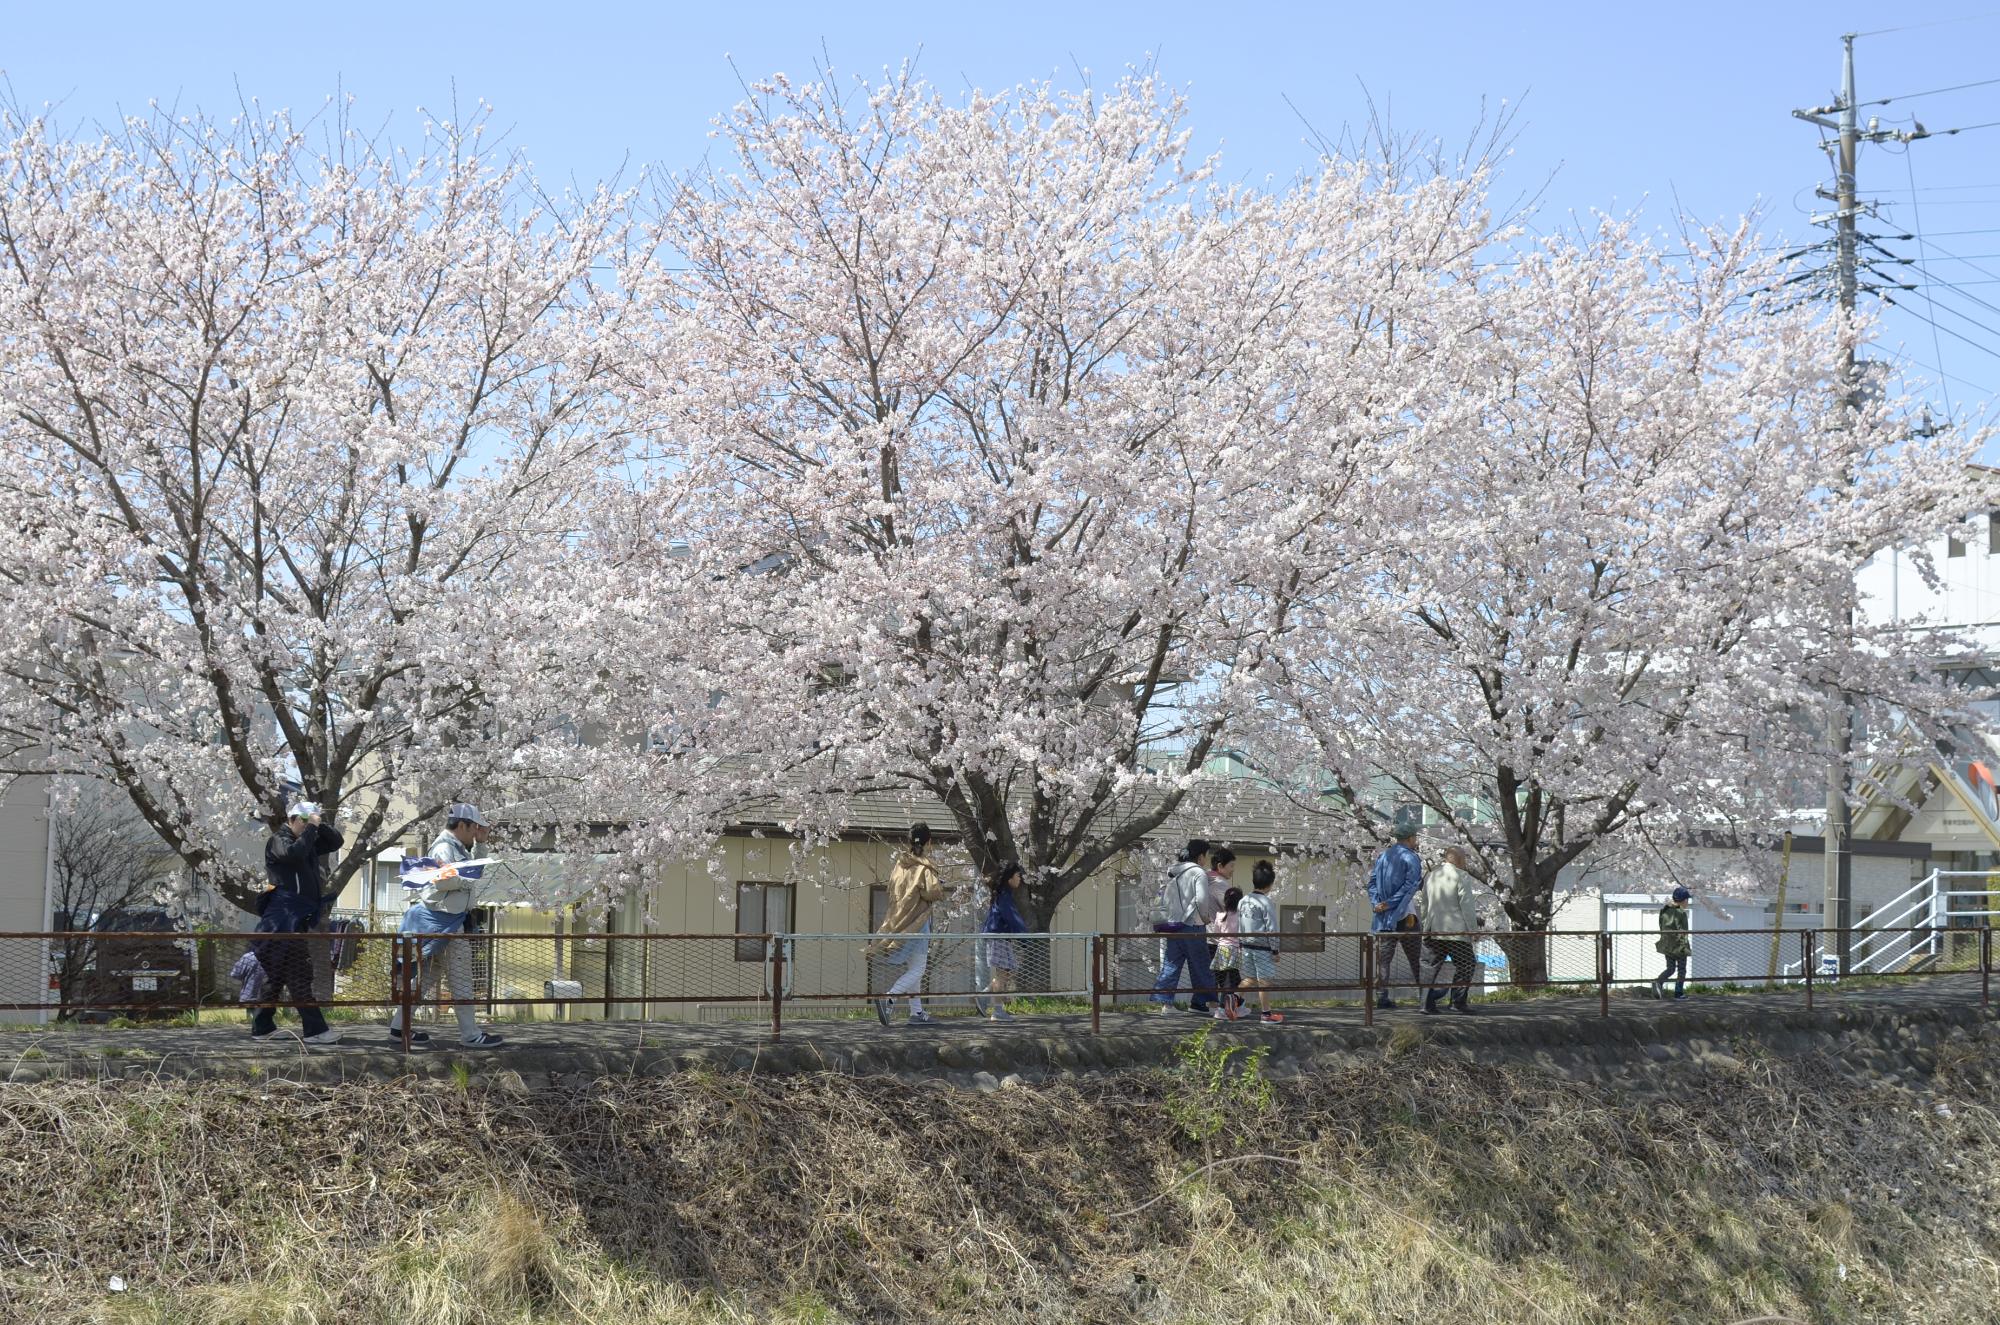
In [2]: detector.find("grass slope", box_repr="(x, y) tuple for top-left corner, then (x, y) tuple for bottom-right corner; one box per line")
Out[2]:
(4, 1026), (1998, 1324)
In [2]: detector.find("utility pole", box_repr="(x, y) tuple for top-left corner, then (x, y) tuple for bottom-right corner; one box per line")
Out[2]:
(1793, 36), (1923, 971)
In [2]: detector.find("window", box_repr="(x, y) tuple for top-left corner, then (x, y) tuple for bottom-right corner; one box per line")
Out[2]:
(1279, 904), (1327, 954)
(734, 882), (793, 961)
(1989, 513), (2000, 554)
(1950, 534), (1968, 558)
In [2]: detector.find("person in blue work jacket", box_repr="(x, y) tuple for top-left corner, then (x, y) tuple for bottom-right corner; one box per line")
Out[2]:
(1367, 813), (1425, 1010)
(252, 799), (344, 1045)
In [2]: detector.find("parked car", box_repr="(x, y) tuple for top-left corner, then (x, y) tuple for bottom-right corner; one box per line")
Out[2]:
(60, 908), (197, 1021)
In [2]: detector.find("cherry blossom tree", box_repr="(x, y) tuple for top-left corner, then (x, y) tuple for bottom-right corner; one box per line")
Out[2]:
(0, 101), (672, 910)
(1260, 220), (1982, 978)
(618, 69), (1501, 925)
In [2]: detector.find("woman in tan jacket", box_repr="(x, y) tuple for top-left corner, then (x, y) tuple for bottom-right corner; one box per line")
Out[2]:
(870, 823), (946, 1026)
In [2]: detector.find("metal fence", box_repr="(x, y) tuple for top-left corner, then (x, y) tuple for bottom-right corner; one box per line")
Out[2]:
(0, 922), (1989, 1044)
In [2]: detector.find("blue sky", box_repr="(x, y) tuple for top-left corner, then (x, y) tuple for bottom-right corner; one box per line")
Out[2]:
(8, 1), (2000, 421)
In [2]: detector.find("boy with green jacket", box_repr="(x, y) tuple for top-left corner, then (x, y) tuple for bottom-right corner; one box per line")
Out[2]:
(1652, 887), (1693, 1000)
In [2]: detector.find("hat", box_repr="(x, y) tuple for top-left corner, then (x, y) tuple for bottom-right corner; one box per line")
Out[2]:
(1390, 807), (1424, 839)
(447, 802), (489, 828)
(1671, 886), (1692, 903)
(286, 800), (319, 820)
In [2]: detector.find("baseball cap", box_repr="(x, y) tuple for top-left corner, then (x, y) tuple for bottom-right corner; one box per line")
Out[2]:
(286, 800), (320, 820)
(1671, 886), (1692, 903)
(447, 802), (489, 827)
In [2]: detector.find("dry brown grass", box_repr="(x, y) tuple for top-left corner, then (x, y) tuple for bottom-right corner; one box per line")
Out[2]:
(5, 1031), (1999, 1325)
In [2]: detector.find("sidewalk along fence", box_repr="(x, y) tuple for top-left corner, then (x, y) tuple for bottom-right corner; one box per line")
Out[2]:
(775, 931), (1096, 1022)
(0, 924), (1989, 1038)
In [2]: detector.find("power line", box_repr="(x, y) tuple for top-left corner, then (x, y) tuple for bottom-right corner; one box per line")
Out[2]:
(1857, 75), (2000, 109)
(1904, 148), (1955, 414)
(1886, 299), (2000, 363)
(1853, 12), (2000, 39)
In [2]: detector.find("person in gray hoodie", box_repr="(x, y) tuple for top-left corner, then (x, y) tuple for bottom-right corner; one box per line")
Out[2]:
(387, 803), (503, 1048)
(1148, 840), (1219, 1015)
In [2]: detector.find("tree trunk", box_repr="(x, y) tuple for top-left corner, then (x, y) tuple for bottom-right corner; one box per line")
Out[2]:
(1498, 854), (1561, 988)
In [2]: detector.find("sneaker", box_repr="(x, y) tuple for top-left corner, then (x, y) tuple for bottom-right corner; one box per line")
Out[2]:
(905, 1012), (934, 1026)
(1449, 1001), (1477, 1016)
(1672, 993), (1688, 1002)
(302, 1029), (342, 1047)
(874, 998), (894, 1027)
(1154, 1004), (1184, 1016)
(1186, 1004), (1214, 1016)
(387, 1028), (432, 1044)
(1375, 997), (1397, 1010)
(458, 1032), (504, 1048)
(1260, 1011), (1286, 1024)
(1212, 1007), (1228, 1020)
(248, 1027), (281, 1041)
(988, 1006), (1012, 1021)
(1650, 982), (1664, 1000)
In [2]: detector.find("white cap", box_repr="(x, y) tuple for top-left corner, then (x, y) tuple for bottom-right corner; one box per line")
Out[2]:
(287, 800), (320, 820)
(447, 802), (489, 827)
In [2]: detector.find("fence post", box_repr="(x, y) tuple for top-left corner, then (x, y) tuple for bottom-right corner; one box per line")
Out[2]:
(1090, 934), (1104, 1035)
(1362, 932), (1375, 1027)
(1598, 931), (1611, 1019)
(602, 912), (616, 1023)
(397, 935), (415, 1054)
(1982, 923), (1991, 1012)
(1803, 928), (1814, 1011)
(769, 934), (785, 1041)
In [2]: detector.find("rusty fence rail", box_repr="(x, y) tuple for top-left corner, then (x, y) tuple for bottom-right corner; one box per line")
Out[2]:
(0, 923), (1988, 1046)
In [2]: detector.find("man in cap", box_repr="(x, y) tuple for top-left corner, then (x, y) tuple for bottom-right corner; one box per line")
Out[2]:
(388, 802), (504, 1048)
(252, 799), (345, 1045)
(1367, 809), (1426, 1010)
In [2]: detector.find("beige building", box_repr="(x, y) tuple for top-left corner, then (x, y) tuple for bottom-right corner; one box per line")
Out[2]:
(0, 775), (52, 1022)
(327, 786), (1377, 1027)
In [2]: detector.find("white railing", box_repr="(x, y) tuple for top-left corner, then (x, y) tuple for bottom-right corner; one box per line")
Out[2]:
(1783, 870), (2000, 978)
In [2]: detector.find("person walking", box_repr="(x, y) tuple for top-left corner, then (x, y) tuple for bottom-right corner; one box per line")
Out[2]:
(1653, 886), (1693, 1000)
(1149, 839), (1219, 1015)
(1208, 887), (1245, 1020)
(252, 800), (345, 1045)
(1368, 814), (1425, 1009)
(1420, 846), (1481, 1015)
(978, 861), (1029, 1021)
(389, 803), (505, 1048)
(1238, 861), (1285, 1023)
(870, 824), (946, 1026)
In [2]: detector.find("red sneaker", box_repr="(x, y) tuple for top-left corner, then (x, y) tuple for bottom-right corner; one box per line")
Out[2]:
(1261, 1011), (1285, 1024)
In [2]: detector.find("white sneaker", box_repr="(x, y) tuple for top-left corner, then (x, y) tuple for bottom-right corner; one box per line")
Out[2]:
(302, 1029), (342, 1047)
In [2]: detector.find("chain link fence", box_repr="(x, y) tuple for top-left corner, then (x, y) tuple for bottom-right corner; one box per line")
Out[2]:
(0, 921), (1989, 1037)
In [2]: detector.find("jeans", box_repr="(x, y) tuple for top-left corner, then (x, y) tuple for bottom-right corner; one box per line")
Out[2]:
(1150, 924), (1216, 1010)
(1655, 955), (1688, 997)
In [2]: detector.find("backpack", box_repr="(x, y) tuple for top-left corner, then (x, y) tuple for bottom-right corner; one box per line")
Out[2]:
(1146, 862), (1199, 927)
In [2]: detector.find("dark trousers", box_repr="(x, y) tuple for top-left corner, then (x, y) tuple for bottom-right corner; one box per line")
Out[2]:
(1376, 916), (1423, 991)
(1423, 938), (1476, 1000)
(1151, 924), (1217, 1010)
(1216, 968), (1244, 1012)
(250, 933), (330, 1037)
(1655, 955), (1688, 997)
